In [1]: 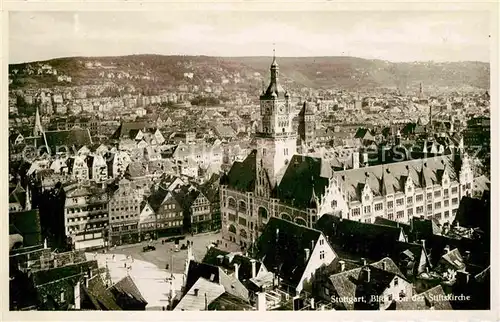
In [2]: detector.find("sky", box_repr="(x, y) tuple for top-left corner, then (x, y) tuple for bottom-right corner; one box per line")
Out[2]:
(9, 11), (491, 64)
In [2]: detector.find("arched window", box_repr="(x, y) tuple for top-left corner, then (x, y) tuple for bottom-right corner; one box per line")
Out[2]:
(281, 213), (292, 222)
(282, 128), (285, 133)
(258, 207), (268, 219)
(227, 197), (237, 208)
(239, 201), (247, 212)
(295, 217), (307, 226)
(240, 229), (248, 239)
(228, 224), (237, 234)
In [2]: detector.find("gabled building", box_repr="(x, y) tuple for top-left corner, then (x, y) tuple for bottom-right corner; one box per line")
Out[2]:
(317, 257), (413, 310)
(66, 156), (89, 182)
(64, 183), (109, 250)
(108, 178), (142, 245)
(255, 217), (338, 295)
(86, 154), (108, 183)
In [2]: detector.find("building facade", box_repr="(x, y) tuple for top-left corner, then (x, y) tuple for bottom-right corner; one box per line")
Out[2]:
(220, 56), (476, 248)
(64, 183), (109, 250)
(108, 178), (142, 245)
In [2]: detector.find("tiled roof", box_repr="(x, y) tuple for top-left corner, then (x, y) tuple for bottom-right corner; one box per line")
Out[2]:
(83, 274), (121, 310)
(184, 261), (249, 302)
(174, 277), (225, 311)
(208, 292), (255, 311)
(9, 209), (41, 247)
(109, 275), (148, 307)
(329, 257), (406, 310)
(202, 247), (262, 282)
(111, 122), (155, 140)
(38, 127), (92, 153)
(277, 154), (331, 209)
(256, 217), (324, 288)
(225, 150), (257, 193)
(316, 214), (405, 246)
(332, 154), (458, 202)
(32, 260), (99, 286)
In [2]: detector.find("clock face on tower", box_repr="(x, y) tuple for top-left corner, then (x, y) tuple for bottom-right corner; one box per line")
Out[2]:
(277, 102), (285, 114)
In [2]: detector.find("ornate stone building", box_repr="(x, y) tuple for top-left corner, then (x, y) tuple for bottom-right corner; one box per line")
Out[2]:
(219, 56), (475, 249)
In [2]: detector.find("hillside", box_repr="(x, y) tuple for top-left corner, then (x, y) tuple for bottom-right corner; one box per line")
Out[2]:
(9, 55), (490, 90)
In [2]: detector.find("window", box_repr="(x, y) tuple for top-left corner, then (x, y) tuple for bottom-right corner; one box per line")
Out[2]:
(352, 208), (360, 216)
(319, 239), (325, 245)
(452, 198), (459, 205)
(387, 201), (394, 209)
(396, 211), (404, 219)
(388, 213), (394, 220)
(416, 206), (423, 214)
(426, 192), (432, 200)
(407, 208), (413, 216)
(375, 203), (383, 211)
(444, 200), (449, 207)
(388, 294), (393, 302)
(435, 202), (441, 210)
(452, 209), (458, 215)
(444, 189), (449, 198)
(238, 201), (247, 212)
(407, 197), (413, 205)
(452, 187), (458, 194)
(444, 211), (450, 218)
(416, 194), (423, 202)
(227, 198), (237, 208)
(394, 277), (398, 286)
(396, 198), (404, 206)
(364, 206), (371, 214)
(435, 213), (442, 220)
(228, 213), (236, 222)
(434, 190), (441, 198)
(331, 200), (337, 208)
(320, 250), (325, 260)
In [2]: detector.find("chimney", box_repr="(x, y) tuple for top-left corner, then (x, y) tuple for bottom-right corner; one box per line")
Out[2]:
(382, 261), (387, 271)
(361, 258), (367, 266)
(234, 263), (240, 280)
(251, 259), (257, 279)
(194, 288), (199, 296)
(84, 273), (89, 288)
(304, 248), (311, 262)
(339, 260), (345, 272)
(364, 267), (371, 283)
(257, 292), (267, 311)
(217, 255), (224, 265)
(74, 280), (81, 310)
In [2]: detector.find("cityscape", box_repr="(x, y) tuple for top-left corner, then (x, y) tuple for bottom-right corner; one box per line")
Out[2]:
(8, 11), (491, 312)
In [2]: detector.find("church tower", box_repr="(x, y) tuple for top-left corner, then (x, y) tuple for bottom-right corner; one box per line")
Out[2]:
(255, 52), (296, 195)
(298, 101), (317, 151)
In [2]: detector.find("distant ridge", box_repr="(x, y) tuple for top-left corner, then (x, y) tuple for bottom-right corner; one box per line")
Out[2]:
(9, 54), (490, 90)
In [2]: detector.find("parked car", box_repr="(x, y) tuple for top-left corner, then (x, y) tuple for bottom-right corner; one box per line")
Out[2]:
(143, 245), (156, 252)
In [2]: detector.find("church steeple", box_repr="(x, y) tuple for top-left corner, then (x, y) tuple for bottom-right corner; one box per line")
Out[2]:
(255, 53), (297, 192)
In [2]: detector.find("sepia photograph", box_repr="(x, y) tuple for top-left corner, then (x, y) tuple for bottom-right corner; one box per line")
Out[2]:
(6, 7), (493, 313)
